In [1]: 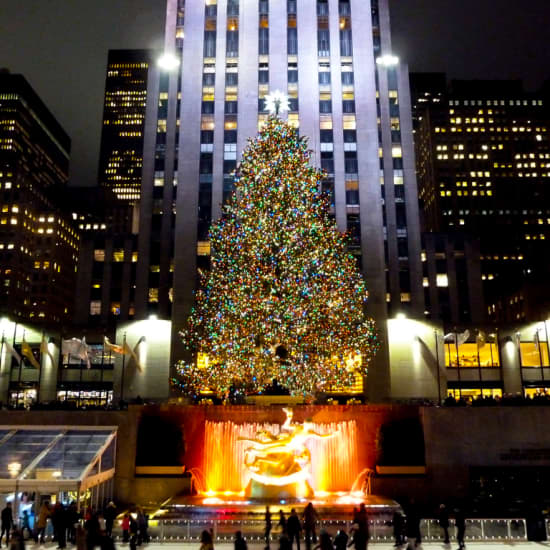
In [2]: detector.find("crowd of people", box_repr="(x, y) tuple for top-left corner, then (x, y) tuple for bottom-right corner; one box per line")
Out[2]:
(0, 500), (144, 550)
(247, 502), (466, 550)
(0, 499), (470, 550)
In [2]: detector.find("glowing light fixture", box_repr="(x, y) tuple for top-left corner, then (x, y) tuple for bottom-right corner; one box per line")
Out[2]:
(157, 52), (180, 71)
(376, 54), (399, 67)
(7, 462), (21, 478)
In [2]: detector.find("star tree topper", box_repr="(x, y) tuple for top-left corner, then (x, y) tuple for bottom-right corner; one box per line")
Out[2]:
(264, 90), (290, 116)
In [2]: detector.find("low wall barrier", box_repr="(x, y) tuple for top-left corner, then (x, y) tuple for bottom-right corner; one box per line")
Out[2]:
(112, 517), (527, 543)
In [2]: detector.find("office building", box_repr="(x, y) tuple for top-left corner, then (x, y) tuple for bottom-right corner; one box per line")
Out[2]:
(78, 0), (422, 400)
(414, 77), (550, 322)
(98, 50), (154, 202)
(0, 72), (79, 325)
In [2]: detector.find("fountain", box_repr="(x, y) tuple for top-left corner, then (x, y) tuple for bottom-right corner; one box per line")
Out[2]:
(203, 408), (359, 500)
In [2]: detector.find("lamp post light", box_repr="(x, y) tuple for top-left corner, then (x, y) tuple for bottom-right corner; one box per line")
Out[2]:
(376, 54), (399, 67)
(157, 52), (180, 72)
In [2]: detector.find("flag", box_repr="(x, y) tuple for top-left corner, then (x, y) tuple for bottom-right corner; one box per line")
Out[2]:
(104, 336), (127, 355)
(444, 329), (470, 346)
(21, 336), (40, 369)
(62, 337), (91, 368)
(3, 339), (21, 365)
(124, 339), (144, 372)
(40, 335), (55, 366)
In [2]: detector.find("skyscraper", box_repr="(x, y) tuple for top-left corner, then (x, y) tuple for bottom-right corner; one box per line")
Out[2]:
(79, 0), (424, 399)
(413, 77), (550, 322)
(98, 50), (154, 202)
(0, 72), (79, 325)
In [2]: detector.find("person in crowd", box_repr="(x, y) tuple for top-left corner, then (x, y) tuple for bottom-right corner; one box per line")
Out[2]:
(356, 504), (369, 540)
(265, 506), (272, 549)
(454, 508), (466, 550)
(199, 529), (214, 550)
(85, 512), (100, 550)
(8, 528), (23, 550)
(121, 514), (130, 544)
(438, 504), (450, 544)
(52, 502), (67, 549)
(347, 523), (367, 550)
(234, 530), (247, 550)
(313, 530), (332, 550)
(137, 509), (148, 545)
(1, 502), (13, 547)
(20, 511), (31, 541)
(405, 501), (421, 549)
(34, 501), (51, 545)
(67, 502), (79, 545)
(104, 503), (117, 539)
(334, 529), (348, 550)
(286, 509), (302, 550)
(392, 510), (405, 547)
(278, 510), (287, 535)
(278, 532), (291, 550)
(303, 503), (318, 550)
(128, 515), (138, 550)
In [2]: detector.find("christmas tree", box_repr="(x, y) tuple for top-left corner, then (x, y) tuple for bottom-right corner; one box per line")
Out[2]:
(173, 115), (378, 396)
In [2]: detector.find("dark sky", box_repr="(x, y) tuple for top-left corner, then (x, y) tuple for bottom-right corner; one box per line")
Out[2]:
(1, 0), (549, 188)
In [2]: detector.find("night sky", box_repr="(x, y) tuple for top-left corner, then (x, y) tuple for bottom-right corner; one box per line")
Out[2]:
(1, 0), (548, 188)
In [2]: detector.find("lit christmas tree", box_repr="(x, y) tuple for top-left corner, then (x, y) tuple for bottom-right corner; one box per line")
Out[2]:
(173, 114), (377, 396)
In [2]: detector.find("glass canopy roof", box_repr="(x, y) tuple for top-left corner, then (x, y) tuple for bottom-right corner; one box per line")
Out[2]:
(0, 426), (117, 492)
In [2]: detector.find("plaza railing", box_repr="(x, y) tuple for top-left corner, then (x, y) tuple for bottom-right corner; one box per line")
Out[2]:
(112, 517), (527, 543)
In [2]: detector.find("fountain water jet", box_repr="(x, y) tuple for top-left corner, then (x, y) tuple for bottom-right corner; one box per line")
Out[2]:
(203, 409), (359, 499)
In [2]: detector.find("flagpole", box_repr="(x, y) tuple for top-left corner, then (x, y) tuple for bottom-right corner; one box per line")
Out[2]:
(9, 321), (17, 406)
(536, 328), (545, 383)
(17, 330), (25, 407)
(0, 332), (4, 400)
(120, 333), (127, 403)
(453, 331), (462, 399)
(37, 331), (44, 404)
(434, 329), (441, 406)
(476, 331), (483, 398)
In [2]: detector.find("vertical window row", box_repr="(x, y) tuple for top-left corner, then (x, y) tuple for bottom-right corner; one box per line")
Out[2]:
(258, 0), (269, 128)
(198, 2), (217, 241)
(287, 0), (299, 127)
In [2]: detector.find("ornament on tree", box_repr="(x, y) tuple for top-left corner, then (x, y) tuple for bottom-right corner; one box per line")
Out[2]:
(173, 116), (378, 396)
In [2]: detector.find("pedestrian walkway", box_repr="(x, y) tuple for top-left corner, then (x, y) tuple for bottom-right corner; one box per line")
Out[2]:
(24, 542), (550, 549)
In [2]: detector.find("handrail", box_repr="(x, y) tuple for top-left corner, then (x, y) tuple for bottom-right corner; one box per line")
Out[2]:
(110, 517), (528, 543)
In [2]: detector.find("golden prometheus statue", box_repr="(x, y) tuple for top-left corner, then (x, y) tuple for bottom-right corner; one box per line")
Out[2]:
(239, 408), (334, 499)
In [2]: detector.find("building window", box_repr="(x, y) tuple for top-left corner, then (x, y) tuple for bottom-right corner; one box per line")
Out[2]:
(288, 28), (298, 55)
(445, 341), (500, 368)
(317, 30), (330, 57)
(148, 288), (159, 303)
(94, 249), (105, 262)
(90, 301), (101, 316)
(259, 28), (269, 55)
(520, 341), (550, 367)
(112, 249), (124, 262)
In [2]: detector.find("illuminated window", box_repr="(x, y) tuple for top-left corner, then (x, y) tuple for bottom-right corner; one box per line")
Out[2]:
(110, 303), (121, 316)
(132, 252), (138, 262)
(391, 146), (402, 158)
(90, 301), (101, 316)
(197, 241), (211, 256)
(94, 249), (105, 262)
(520, 341), (550, 367)
(445, 342), (500, 368)
(148, 288), (159, 303)
(112, 249), (124, 262)
(447, 388), (502, 401)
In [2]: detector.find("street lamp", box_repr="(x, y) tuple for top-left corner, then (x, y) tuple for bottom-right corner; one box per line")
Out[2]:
(157, 52), (180, 71)
(376, 54), (399, 67)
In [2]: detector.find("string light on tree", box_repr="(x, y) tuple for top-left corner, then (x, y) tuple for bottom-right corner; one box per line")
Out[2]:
(173, 116), (378, 397)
